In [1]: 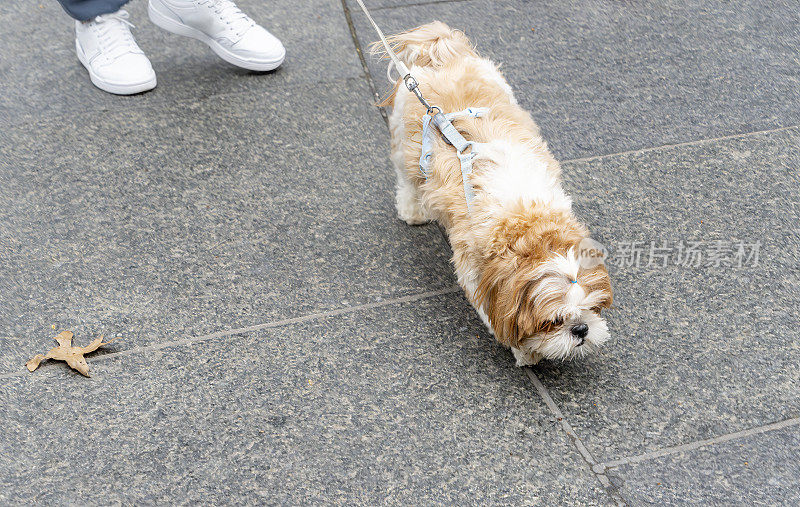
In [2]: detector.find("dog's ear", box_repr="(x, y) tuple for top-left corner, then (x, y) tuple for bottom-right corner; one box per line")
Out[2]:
(579, 263), (613, 309)
(476, 257), (545, 348)
(476, 257), (519, 347)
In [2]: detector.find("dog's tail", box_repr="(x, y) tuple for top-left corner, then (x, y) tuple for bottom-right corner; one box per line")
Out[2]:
(371, 21), (475, 70)
(370, 21), (475, 106)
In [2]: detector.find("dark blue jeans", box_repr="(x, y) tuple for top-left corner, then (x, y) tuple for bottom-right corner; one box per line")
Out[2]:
(56, 0), (131, 20)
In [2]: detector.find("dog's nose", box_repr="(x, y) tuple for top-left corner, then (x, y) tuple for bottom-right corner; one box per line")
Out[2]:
(571, 323), (589, 341)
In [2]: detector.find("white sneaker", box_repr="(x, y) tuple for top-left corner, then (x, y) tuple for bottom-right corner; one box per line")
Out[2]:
(148, 0), (285, 71)
(75, 10), (157, 95)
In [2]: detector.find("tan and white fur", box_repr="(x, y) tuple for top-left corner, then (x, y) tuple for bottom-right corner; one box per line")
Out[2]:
(375, 22), (613, 365)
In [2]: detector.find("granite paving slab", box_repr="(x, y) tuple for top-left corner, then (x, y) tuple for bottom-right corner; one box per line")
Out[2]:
(534, 127), (800, 462)
(0, 293), (611, 505)
(0, 0), (362, 125)
(610, 423), (800, 505)
(348, 0), (800, 160)
(0, 78), (456, 374)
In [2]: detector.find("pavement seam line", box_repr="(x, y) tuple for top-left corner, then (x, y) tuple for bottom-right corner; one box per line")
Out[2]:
(524, 368), (626, 505)
(340, 0), (389, 125)
(372, 0), (474, 11)
(0, 286), (461, 380)
(561, 124), (799, 165)
(593, 416), (800, 473)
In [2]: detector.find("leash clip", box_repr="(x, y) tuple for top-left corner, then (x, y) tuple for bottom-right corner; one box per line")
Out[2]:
(404, 74), (436, 114)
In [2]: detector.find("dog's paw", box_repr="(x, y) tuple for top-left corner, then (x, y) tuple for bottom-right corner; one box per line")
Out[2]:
(398, 212), (431, 226)
(395, 191), (431, 225)
(512, 347), (542, 367)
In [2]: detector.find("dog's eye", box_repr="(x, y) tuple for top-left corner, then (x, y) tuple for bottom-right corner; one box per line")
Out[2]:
(538, 316), (564, 334)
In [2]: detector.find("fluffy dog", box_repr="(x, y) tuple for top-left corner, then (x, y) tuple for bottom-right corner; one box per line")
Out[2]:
(376, 22), (613, 365)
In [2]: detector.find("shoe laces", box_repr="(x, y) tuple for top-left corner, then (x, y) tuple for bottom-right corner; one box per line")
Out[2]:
(197, 0), (255, 39)
(90, 10), (140, 60)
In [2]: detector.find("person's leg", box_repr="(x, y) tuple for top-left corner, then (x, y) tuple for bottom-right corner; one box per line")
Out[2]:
(56, 0), (131, 21)
(63, 0), (157, 94)
(148, 0), (285, 71)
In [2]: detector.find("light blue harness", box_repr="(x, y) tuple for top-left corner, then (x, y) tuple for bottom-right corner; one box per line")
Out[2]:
(419, 107), (489, 213)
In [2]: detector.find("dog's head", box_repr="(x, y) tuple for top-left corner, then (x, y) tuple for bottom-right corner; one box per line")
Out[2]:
(477, 209), (613, 362)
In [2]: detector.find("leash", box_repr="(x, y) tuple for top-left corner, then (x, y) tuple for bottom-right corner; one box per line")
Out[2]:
(354, 0), (486, 212)
(354, 0), (434, 112)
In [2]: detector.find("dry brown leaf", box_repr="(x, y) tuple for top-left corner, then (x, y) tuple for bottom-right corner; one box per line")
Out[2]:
(26, 331), (120, 377)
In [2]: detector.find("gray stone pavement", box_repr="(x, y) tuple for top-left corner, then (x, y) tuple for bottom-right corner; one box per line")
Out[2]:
(1, 0), (798, 504)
